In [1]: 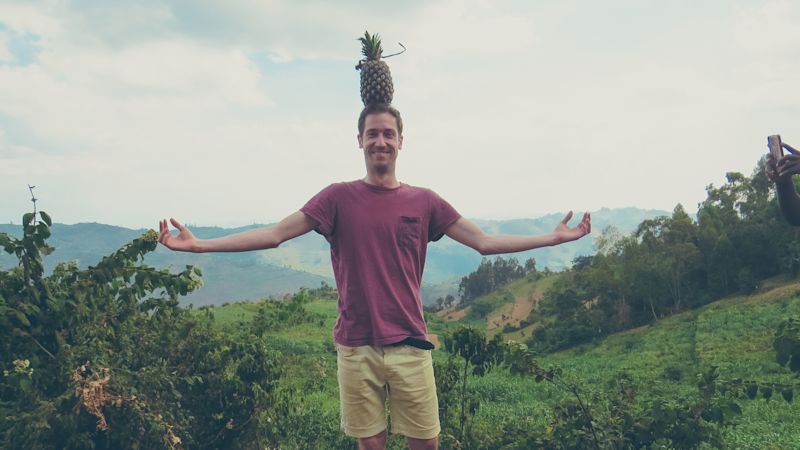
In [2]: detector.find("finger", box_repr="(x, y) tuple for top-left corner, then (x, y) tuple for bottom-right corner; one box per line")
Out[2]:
(783, 142), (799, 155)
(779, 159), (800, 174)
(160, 219), (174, 239)
(170, 218), (187, 232)
(585, 213), (591, 234)
(561, 211), (574, 224)
(778, 154), (800, 166)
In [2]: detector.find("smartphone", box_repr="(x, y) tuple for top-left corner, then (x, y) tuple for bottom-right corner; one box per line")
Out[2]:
(768, 134), (783, 160)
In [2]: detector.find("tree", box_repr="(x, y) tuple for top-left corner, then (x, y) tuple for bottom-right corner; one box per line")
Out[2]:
(440, 327), (504, 444)
(0, 211), (290, 449)
(524, 257), (537, 274)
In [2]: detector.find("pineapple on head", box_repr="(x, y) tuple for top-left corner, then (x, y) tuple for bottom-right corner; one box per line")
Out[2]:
(356, 31), (394, 106)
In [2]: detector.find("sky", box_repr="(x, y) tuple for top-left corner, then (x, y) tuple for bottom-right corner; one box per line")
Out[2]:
(1, 0), (799, 229)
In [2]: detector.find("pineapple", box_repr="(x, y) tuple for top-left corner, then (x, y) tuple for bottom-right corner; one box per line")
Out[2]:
(356, 31), (394, 105)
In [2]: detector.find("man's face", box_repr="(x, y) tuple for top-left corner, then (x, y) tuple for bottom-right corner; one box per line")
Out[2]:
(358, 112), (403, 172)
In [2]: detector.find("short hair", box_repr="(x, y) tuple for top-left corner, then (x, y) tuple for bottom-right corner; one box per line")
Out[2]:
(357, 103), (403, 136)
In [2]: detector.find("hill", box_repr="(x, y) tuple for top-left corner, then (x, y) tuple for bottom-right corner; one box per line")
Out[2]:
(425, 207), (668, 282)
(475, 280), (800, 447)
(0, 207), (667, 306)
(205, 278), (800, 447)
(0, 222), (330, 306)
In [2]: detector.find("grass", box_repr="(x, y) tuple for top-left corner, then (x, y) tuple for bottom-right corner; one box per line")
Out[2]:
(208, 279), (800, 447)
(446, 273), (560, 331)
(200, 301), (261, 330)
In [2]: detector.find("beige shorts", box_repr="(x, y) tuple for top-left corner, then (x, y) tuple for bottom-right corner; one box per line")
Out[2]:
(336, 343), (440, 440)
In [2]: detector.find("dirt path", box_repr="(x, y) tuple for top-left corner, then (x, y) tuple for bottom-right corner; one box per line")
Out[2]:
(488, 291), (544, 331)
(440, 306), (470, 321)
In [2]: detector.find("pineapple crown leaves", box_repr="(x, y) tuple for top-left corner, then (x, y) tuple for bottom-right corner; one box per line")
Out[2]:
(359, 31), (383, 61)
(355, 30), (406, 70)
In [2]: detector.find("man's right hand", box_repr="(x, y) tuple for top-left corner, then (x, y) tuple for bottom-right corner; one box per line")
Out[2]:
(767, 143), (800, 182)
(158, 218), (198, 252)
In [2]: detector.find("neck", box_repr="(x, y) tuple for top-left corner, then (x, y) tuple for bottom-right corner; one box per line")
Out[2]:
(363, 171), (400, 188)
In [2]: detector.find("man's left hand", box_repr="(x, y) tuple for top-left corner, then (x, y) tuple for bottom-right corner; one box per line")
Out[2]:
(553, 211), (591, 243)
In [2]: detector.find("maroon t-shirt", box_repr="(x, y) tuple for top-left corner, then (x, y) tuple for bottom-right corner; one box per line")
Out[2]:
(301, 180), (461, 347)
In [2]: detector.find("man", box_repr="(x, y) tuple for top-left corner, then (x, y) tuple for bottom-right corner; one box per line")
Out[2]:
(766, 140), (800, 224)
(158, 103), (592, 449)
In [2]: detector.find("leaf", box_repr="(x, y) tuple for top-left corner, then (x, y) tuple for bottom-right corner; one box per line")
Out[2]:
(746, 383), (758, 399)
(725, 402), (742, 416)
(791, 355), (800, 374)
(40, 211), (52, 226)
(762, 386), (773, 400)
(774, 337), (793, 366)
(13, 309), (30, 327)
(37, 224), (51, 239)
(0, 233), (13, 252)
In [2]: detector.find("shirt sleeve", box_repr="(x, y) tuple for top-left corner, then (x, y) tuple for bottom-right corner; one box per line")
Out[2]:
(300, 184), (338, 237)
(428, 189), (461, 242)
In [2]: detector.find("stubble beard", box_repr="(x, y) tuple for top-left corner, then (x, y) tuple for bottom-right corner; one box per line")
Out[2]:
(366, 147), (394, 175)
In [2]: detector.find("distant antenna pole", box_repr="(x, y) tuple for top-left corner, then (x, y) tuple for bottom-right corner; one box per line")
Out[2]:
(28, 184), (37, 223)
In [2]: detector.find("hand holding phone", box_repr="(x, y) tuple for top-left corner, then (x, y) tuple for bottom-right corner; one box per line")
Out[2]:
(768, 134), (783, 160)
(768, 135), (800, 181)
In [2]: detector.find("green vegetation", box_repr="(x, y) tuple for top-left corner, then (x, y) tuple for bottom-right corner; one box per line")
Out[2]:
(520, 159), (800, 355)
(3, 210), (799, 447)
(5, 156), (800, 448)
(437, 281), (800, 448)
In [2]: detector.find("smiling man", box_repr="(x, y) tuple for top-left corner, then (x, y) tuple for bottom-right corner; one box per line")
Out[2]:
(158, 102), (591, 450)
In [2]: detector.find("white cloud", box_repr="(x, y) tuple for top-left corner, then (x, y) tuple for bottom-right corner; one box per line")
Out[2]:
(0, 2), (61, 37)
(388, 0), (800, 217)
(1, 1), (799, 227)
(0, 31), (11, 62)
(0, 33), (272, 152)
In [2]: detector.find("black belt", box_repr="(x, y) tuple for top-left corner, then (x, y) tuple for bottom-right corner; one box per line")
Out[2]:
(387, 337), (434, 350)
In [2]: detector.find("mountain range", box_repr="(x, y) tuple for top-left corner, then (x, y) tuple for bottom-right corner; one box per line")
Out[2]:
(0, 207), (669, 305)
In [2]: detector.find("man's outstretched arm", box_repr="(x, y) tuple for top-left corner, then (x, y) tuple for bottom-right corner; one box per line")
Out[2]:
(444, 211), (591, 256)
(158, 211), (318, 253)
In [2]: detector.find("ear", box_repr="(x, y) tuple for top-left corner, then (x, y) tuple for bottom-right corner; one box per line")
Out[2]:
(398, 134), (403, 150)
(357, 133), (363, 149)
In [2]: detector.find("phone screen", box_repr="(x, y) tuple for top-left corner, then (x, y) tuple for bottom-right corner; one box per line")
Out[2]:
(768, 135), (783, 159)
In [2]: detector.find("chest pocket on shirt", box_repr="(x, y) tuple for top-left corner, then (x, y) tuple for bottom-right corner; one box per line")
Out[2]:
(397, 216), (422, 248)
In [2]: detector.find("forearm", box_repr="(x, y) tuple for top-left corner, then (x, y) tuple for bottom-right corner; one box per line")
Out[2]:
(445, 215), (588, 256)
(477, 233), (566, 256)
(776, 178), (800, 226)
(194, 228), (280, 253)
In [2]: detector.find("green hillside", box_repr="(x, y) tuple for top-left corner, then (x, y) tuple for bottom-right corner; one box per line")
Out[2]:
(0, 222), (332, 306)
(201, 278), (800, 448)
(434, 272), (560, 338)
(495, 281), (800, 448)
(440, 272), (800, 445)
